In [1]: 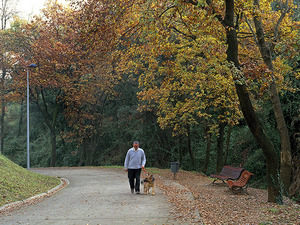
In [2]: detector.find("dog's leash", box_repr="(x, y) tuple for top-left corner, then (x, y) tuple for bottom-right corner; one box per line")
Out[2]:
(142, 167), (155, 183)
(142, 167), (148, 175)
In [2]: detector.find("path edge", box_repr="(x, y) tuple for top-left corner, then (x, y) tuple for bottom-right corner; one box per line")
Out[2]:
(0, 177), (70, 213)
(156, 175), (203, 224)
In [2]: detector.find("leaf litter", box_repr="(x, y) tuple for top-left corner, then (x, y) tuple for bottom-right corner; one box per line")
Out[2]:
(147, 168), (300, 225)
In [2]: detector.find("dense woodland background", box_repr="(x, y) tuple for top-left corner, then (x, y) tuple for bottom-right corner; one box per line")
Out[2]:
(0, 0), (300, 203)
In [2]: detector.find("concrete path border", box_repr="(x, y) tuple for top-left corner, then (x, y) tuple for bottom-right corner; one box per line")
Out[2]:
(0, 168), (177, 224)
(0, 168), (201, 224)
(0, 177), (69, 213)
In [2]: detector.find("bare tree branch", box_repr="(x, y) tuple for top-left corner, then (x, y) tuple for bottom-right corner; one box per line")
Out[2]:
(274, 1), (290, 40)
(184, 0), (224, 24)
(244, 14), (258, 44)
(170, 26), (197, 40)
(1, 0), (19, 30)
(159, 4), (176, 18)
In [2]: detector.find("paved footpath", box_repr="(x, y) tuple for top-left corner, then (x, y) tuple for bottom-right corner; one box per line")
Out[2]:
(0, 168), (177, 225)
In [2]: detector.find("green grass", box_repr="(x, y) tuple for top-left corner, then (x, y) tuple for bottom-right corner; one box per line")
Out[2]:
(267, 208), (278, 213)
(146, 168), (162, 174)
(97, 165), (162, 174)
(99, 165), (124, 169)
(0, 154), (60, 207)
(259, 222), (272, 225)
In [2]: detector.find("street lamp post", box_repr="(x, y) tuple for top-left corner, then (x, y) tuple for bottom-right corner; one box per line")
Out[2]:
(27, 63), (38, 170)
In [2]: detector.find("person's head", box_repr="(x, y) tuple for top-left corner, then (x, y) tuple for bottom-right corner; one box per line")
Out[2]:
(133, 141), (139, 150)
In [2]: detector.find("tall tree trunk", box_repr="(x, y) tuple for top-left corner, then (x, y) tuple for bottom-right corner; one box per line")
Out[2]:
(50, 129), (56, 167)
(185, 0), (282, 202)
(35, 91), (60, 167)
(18, 99), (24, 136)
(0, 97), (4, 155)
(203, 128), (211, 174)
(187, 124), (195, 169)
(216, 123), (226, 173)
(178, 135), (183, 167)
(272, 81), (292, 192)
(50, 101), (59, 167)
(87, 140), (95, 166)
(223, 0), (281, 203)
(78, 138), (87, 166)
(223, 125), (232, 167)
(1, 0), (18, 155)
(0, 68), (6, 155)
(235, 83), (281, 202)
(290, 110), (300, 198)
(86, 137), (95, 166)
(252, 0), (292, 192)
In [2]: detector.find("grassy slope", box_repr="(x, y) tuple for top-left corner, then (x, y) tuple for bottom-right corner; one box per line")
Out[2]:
(0, 154), (60, 206)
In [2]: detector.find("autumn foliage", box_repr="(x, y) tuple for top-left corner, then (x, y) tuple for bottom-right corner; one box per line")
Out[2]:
(1, 0), (299, 203)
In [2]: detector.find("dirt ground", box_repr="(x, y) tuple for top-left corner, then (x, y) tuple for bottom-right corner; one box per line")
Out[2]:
(151, 169), (300, 225)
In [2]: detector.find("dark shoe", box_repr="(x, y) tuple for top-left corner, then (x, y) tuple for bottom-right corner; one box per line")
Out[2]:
(131, 189), (134, 194)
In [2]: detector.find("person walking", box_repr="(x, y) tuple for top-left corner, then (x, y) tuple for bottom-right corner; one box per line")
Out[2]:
(124, 141), (146, 194)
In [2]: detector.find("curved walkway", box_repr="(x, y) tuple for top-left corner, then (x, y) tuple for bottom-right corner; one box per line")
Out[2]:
(0, 168), (176, 225)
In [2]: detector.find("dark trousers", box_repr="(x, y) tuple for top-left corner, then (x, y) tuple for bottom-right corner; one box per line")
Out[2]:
(128, 168), (141, 191)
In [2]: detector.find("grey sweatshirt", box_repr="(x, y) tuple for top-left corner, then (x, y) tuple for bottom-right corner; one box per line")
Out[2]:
(124, 148), (146, 169)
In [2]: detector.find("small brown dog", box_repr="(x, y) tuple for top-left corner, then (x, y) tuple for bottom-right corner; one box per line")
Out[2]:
(141, 174), (155, 195)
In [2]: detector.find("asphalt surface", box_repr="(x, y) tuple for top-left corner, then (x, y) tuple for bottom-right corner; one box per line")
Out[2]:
(0, 168), (176, 225)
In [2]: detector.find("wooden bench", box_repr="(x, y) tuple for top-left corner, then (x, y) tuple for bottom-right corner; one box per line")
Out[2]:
(210, 166), (244, 184)
(227, 170), (254, 193)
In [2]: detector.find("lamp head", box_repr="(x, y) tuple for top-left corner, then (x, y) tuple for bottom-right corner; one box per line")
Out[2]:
(28, 63), (38, 68)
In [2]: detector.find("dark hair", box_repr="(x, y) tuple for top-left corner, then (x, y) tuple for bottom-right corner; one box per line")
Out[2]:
(133, 141), (139, 144)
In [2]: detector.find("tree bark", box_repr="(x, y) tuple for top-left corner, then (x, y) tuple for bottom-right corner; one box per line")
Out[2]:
(216, 123), (226, 173)
(85, 134), (101, 166)
(180, 0), (282, 202)
(1, 0), (18, 30)
(223, 125), (232, 167)
(0, 96), (4, 155)
(18, 99), (24, 136)
(1, 0), (19, 155)
(252, 0), (292, 192)
(35, 91), (60, 167)
(78, 138), (87, 167)
(86, 137), (96, 166)
(0, 68), (6, 155)
(187, 123), (195, 169)
(290, 110), (300, 197)
(223, 0), (281, 203)
(184, 0), (282, 201)
(235, 83), (281, 201)
(178, 135), (183, 167)
(203, 126), (211, 174)
(50, 130), (56, 167)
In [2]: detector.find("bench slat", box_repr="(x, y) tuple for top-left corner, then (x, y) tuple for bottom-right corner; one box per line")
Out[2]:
(210, 166), (245, 182)
(210, 174), (230, 180)
(227, 170), (254, 189)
